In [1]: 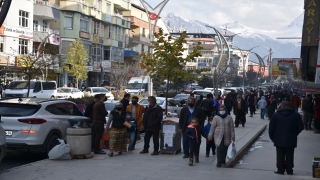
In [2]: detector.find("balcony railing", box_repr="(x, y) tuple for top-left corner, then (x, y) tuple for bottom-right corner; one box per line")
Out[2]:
(33, 25), (60, 34)
(33, 0), (60, 9)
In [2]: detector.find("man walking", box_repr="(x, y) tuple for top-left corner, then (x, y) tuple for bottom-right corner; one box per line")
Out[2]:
(179, 97), (205, 158)
(200, 94), (213, 120)
(269, 101), (304, 175)
(120, 93), (131, 111)
(92, 94), (108, 154)
(126, 96), (145, 150)
(290, 92), (300, 113)
(140, 96), (163, 155)
(247, 91), (257, 117)
(233, 95), (247, 127)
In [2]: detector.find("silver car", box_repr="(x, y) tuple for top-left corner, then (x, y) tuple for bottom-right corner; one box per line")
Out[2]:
(0, 123), (7, 163)
(0, 98), (86, 153)
(138, 97), (182, 117)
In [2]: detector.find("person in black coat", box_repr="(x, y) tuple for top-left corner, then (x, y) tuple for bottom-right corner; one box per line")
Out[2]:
(302, 94), (314, 131)
(184, 117), (207, 166)
(179, 97), (205, 158)
(120, 93), (131, 111)
(233, 95), (247, 127)
(200, 94), (213, 120)
(140, 96), (163, 155)
(269, 101), (304, 175)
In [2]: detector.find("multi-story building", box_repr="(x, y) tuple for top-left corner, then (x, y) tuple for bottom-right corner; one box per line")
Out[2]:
(232, 49), (250, 76)
(248, 60), (269, 77)
(0, 0), (34, 81)
(59, 0), (131, 87)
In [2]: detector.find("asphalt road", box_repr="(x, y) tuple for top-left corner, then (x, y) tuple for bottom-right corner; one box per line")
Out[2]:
(0, 151), (47, 172)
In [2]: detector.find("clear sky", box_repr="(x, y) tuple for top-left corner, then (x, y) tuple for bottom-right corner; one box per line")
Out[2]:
(144, 0), (304, 30)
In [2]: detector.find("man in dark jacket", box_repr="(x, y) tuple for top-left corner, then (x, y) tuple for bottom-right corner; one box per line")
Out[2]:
(140, 96), (163, 155)
(233, 95), (247, 127)
(92, 94), (108, 154)
(179, 97), (205, 158)
(120, 93), (131, 111)
(84, 94), (99, 150)
(269, 101), (304, 175)
(302, 94), (314, 131)
(247, 91), (257, 117)
(200, 94), (213, 120)
(230, 90), (237, 102)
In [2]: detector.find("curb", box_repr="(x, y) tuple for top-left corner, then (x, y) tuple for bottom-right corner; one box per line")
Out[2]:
(225, 125), (267, 168)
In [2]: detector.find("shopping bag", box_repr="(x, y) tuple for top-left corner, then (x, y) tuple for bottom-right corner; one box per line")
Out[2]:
(48, 139), (71, 160)
(227, 142), (237, 159)
(100, 132), (110, 149)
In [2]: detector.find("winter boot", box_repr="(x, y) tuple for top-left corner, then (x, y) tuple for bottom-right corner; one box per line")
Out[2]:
(189, 158), (193, 166)
(195, 156), (199, 163)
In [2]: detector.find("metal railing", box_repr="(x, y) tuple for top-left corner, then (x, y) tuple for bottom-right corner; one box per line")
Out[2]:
(33, 25), (60, 34)
(33, 0), (60, 9)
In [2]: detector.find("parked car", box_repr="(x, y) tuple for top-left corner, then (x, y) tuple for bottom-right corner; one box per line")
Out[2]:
(138, 97), (182, 117)
(0, 98), (88, 153)
(83, 87), (114, 100)
(0, 123), (7, 163)
(172, 94), (189, 102)
(55, 88), (84, 99)
(3, 81), (57, 99)
(184, 86), (202, 93)
(192, 90), (214, 97)
(104, 100), (119, 122)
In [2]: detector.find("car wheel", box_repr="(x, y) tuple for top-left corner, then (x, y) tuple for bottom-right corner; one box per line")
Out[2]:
(46, 134), (59, 154)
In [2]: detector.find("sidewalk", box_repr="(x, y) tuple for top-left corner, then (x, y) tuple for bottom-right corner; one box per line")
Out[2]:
(0, 115), (316, 180)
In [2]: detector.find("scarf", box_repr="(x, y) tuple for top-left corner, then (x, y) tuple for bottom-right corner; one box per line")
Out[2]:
(187, 124), (198, 143)
(269, 98), (274, 104)
(217, 105), (228, 118)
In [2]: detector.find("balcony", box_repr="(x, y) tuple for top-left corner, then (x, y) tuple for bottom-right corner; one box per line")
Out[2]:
(129, 34), (150, 46)
(112, 15), (130, 29)
(33, 0), (60, 20)
(33, 26), (60, 44)
(124, 50), (139, 61)
(113, 0), (131, 11)
(60, 0), (92, 15)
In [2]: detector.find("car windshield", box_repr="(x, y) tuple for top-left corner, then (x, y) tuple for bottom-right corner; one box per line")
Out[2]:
(57, 88), (71, 93)
(194, 91), (211, 96)
(93, 88), (109, 93)
(0, 103), (41, 116)
(139, 99), (165, 105)
(126, 83), (147, 89)
(7, 81), (36, 89)
(105, 103), (116, 111)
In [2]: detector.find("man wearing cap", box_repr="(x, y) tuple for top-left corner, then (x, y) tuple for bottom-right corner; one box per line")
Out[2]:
(269, 101), (304, 175)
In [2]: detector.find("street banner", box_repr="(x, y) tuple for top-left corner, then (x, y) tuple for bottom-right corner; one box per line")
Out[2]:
(271, 58), (300, 77)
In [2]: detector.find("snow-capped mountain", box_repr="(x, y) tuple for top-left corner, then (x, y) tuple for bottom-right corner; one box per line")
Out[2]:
(161, 12), (303, 59)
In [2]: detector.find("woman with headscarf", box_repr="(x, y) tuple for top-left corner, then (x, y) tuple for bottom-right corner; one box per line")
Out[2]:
(208, 105), (235, 168)
(106, 102), (127, 157)
(267, 95), (277, 120)
(223, 93), (233, 115)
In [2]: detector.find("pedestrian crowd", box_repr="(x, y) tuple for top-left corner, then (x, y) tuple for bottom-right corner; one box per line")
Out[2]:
(82, 85), (320, 172)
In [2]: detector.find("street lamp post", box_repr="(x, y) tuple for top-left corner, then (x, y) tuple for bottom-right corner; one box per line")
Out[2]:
(233, 46), (259, 90)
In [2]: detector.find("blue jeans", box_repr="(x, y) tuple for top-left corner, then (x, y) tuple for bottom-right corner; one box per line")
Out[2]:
(127, 131), (135, 150)
(261, 109), (265, 119)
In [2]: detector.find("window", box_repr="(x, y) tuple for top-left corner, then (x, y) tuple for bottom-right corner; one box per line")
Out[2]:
(32, 45), (38, 55)
(45, 103), (69, 115)
(33, 20), (38, 31)
(142, 28), (146, 37)
(33, 82), (41, 92)
(19, 10), (29, 27)
(19, 39), (28, 55)
(0, 104), (40, 117)
(141, 44), (144, 52)
(117, 27), (121, 41)
(43, 20), (48, 32)
(42, 82), (56, 90)
(65, 103), (83, 116)
(0, 36), (4, 53)
(94, 21), (99, 34)
(92, 45), (102, 62)
(80, 14), (89, 32)
(104, 46), (110, 60)
(108, 25), (112, 38)
(106, 3), (111, 14)
(64, 12), (73, 29)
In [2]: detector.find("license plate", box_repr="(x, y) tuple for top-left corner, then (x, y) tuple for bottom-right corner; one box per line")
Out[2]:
(6, 131), (12, 136)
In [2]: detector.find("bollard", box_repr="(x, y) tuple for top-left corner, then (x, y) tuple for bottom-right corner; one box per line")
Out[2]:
(67, 128), (93, 159)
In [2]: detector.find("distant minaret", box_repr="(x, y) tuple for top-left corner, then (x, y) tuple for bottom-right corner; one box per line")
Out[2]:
(224, 25), (228, 35)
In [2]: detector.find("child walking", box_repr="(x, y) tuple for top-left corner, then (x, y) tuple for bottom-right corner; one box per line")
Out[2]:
(204, 117), (216, 157)
(184, 117), (207, 166)
(125, 112), (137, 152)
(257, 96), (267, 119)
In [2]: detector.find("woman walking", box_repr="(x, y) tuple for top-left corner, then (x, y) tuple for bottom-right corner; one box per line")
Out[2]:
(106, 102), (127, 157)
(267, 95), (277, 120)
(208, 106), (235, 167)
(223, 94), (233, 115)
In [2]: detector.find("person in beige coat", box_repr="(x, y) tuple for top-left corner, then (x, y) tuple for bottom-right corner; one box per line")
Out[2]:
(208, 105), (235, 167)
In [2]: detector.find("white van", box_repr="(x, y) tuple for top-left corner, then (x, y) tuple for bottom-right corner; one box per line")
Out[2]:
(3, 81), (57, 98)
(125, 76), (153, 95)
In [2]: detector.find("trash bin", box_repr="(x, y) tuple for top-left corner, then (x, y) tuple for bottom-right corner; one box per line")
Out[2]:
(67, 117), (93, 159)
(160, 119), (181, 155)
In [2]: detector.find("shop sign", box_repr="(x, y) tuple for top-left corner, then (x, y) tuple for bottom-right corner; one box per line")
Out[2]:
(79, 31), (90, 39)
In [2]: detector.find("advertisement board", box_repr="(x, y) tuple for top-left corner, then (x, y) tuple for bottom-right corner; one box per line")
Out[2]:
(271, 58), (300, 77)
(101, 60), (111, 72)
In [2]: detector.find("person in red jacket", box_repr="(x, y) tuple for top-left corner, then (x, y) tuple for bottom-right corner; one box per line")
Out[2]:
(313, 94), (320, 134)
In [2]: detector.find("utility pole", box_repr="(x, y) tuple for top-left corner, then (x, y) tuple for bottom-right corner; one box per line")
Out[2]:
(269, 47), (273, 87)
